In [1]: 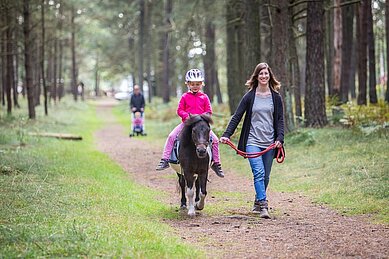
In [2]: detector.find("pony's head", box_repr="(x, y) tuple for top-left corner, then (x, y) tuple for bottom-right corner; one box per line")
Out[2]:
(184, 114), (213, 158)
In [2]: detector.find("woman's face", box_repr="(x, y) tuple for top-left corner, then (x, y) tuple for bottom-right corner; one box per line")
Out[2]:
(187, 81), (203, 93)
(257, 68), (270, 86)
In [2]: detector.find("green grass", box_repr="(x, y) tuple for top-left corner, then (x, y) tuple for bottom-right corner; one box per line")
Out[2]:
(272, 128), (389, 223)
(113, 99), (389, 224)
(0, 99), (203, 258)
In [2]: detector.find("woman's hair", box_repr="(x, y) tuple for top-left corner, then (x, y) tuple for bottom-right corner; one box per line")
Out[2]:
(245, 62), (281, 92)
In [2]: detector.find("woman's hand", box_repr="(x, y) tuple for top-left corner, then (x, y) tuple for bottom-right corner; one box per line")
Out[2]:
(220, 137), (230, 144)
(274, 140), (282, 148)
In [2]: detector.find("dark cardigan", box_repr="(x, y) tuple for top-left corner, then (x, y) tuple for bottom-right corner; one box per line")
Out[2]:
(222, 88), (285, 156)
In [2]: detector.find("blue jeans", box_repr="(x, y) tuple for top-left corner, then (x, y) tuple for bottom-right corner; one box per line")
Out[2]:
(246, 145), (275, 201)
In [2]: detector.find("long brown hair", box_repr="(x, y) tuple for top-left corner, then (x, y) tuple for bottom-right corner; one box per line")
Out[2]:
(245, 62), (281, 92)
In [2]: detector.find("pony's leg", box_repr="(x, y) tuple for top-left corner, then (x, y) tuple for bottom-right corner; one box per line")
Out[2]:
(177, 172), (186, 209)
(195, 173), (208, 211)
(195, 177), (200, 203)
(186, 177), (196, 217)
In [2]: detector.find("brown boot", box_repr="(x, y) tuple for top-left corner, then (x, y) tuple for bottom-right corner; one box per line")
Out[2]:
(259, 200), (270, 219)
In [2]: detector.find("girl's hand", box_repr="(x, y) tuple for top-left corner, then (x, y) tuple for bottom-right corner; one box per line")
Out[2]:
(274, 140), (282, 148)
(220, 137), (230, 144)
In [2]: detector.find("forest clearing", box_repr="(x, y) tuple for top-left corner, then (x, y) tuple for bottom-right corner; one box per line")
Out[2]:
(1, 0), (389, 257)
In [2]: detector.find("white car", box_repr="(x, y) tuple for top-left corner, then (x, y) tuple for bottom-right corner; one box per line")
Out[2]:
(114, 91), (130, 101)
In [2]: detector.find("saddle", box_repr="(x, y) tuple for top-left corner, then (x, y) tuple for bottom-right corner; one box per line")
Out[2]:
(169, 138), (213, 165)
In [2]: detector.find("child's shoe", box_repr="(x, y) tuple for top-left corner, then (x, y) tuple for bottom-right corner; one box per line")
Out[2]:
(156, 159), (169, 171)
(211, 162), (224, 178)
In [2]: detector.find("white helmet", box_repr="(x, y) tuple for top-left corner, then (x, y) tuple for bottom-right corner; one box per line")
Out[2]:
(185, 68), (204, 82)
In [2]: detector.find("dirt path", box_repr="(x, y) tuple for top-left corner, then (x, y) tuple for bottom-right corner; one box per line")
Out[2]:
(94, 99), (388, 258)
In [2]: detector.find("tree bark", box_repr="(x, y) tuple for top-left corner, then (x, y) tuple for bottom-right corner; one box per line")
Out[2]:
(244, 0), (261, 79)
(289, 0), (302, 120)
(272, 0), (294, 132)
(340, 0), (354, 103)
(386, 0), (389, 102)
(5, 1), (13, 114)
(58, 0), (64, 101)
(332, 0), (342, 101)
(162, 0), (172, 103)
(357, 0), (367, 105)
(226, 0), (245, 114)
(24, 0), (35, 119)
(203, 19), (216, 102)
(145, 0), (152, 102)
(41, 0), (48, 115)
(325, 0), (334, 97)
(138, 0), (145, 91)
(304, 0), (327, 127)
(366, 0), (377, 104)
(71, 5), (78, 101)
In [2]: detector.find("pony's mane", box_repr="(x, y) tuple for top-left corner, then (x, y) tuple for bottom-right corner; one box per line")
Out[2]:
(180, 114), (212, 145)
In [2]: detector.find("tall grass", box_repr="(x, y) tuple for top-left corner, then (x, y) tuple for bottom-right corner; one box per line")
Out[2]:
(0, 99), (203, 258)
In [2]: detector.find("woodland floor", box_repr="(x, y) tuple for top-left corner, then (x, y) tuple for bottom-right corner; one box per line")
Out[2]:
(94, 99), (389, 259)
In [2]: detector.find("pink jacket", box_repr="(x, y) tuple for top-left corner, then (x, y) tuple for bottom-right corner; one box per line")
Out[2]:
(177, 91), (212, 122)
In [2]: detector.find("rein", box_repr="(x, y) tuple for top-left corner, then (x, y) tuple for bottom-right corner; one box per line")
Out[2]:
(224, 139), (284, 163)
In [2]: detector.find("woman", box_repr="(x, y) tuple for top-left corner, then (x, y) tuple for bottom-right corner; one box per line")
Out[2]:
(220, 62), (284, 218)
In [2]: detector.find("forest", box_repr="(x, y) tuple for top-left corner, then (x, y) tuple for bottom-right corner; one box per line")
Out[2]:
(1, 1), (389, 257)
(0, 0), (388, 131)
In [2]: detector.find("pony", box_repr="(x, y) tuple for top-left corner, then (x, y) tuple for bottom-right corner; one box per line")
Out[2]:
(170, 114), (213, 217)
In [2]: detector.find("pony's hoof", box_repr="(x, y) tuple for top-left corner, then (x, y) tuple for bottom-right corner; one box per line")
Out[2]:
(180, 204), (187, 210)
(195, 204), (204, 211)
(188, 209), (196, 217)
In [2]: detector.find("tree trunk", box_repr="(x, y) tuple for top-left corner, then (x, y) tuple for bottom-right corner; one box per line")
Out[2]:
(71, 5), (78, 101)
(215, 70), (223, 104)
(24, 0), (35, 119)
(332, 0), (342, 101)
(5, 2), (13, 114)
(386, 0), (389, 102)
(325, 0), (334, 97)
(1, 5), (5, 108)
(289, 1), (302, 121)
(366, 0), (377, 104)
(244, 0), (261, 79)
(58, 0), (64, 101)
(272, 0), (294, 132)
(138, 0), (145, 91)
(203, 19), (216, 102)
(357, 0), (367, 105)
(41, 0), (48, 115)
(340, 0), (354, 103)
(94, 54), (99, 96)
(226, 0), (245, 114)
(304, 0), (327, 127)
(145, 0), (152, 102)
(162, 0), (172, 103)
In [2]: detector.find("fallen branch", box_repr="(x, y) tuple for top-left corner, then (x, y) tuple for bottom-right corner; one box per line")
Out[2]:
(28, 132), (83, 140)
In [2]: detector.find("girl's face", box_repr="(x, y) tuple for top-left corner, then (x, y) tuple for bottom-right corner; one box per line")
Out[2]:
(187, 81), (203, 93)
(257, 68), (270, 86)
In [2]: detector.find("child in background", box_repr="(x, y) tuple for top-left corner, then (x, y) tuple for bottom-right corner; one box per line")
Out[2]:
(155, 68), (224, 178)
(133, 111), (143, 132)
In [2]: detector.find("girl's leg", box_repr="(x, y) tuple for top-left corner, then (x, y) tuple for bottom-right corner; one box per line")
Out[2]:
(210, 130), (220, 164)
(246, 145), (266, 201)
(210, 130), (224, 177)
(162, 123), (184, 160)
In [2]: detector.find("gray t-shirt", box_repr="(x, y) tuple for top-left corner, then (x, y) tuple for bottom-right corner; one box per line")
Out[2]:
(247, 94), (274, 148)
